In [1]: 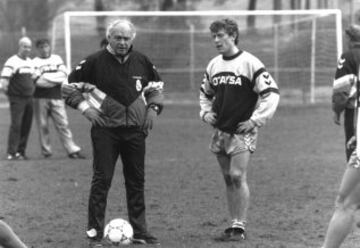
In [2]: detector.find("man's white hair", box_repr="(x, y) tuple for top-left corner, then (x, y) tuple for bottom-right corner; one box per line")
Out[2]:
(106, 19), (136, 40)
(18, 36), (32, 46)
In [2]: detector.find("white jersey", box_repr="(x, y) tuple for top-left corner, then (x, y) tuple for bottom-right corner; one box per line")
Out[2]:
(200, 50), (280, 133)
(32, 54), (67, 99)
(0, 55), (35, 96)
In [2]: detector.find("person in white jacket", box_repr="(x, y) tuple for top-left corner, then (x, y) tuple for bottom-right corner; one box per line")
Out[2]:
(199, 18), (280, 242)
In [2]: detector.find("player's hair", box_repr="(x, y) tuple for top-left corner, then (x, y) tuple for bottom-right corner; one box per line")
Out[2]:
(209, 18), (239, 45)
(106, 19), (136, 40)
(35, 38), (50, 48)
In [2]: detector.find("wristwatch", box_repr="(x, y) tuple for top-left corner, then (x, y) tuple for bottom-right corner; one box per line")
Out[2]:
(149, 104), (160, 114)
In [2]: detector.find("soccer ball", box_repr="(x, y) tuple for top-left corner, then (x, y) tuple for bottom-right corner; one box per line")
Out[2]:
(104, 218), (134, 245)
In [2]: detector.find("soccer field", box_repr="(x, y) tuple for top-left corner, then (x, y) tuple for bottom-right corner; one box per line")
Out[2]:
(1, 103), (360, 248)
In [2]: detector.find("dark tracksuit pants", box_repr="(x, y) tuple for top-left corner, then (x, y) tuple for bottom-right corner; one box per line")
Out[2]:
(88, 126), (147, 238)
(344, 107), (355, 161)
(7, 95), (33, 156)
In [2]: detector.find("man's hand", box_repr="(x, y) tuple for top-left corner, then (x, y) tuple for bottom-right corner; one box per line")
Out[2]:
(142, 108), (157, 130)
(347, 135), (356, 150)
(83, 108), (106, 126)
(0, 79), (9, 94)
(203, 112), (217, 125)
(236, 120), (256, 134)
(333, 112), (341, 125)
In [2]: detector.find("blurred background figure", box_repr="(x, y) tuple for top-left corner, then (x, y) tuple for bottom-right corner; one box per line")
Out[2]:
(0, 37), (34, 160)
(32, 38), (85, 159)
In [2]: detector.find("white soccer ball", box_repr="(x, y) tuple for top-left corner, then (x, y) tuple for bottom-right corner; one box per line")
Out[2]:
(104, 218), (134, 245)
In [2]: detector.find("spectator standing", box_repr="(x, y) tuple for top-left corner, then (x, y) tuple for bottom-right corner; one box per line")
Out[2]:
(64, 19), (164, 246)
(0, 37), (35, 160)
(32, 38), (85, 159)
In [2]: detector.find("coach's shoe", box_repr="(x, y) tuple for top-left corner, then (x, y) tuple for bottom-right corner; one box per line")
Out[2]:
(132, 232), (160, 245)
(88, 240), (103, 248)
(87, 229), (104, 248)
(214, 227), (246, 242)
(68, 151), (86, 159)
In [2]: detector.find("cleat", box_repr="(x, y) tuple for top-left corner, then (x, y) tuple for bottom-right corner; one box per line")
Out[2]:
(68, 151), (86, 159)
(43, 153), (52, 158)
(214, 227), (246, 242)
(132, 232), (160, 245)
(86, 228), (98, 239)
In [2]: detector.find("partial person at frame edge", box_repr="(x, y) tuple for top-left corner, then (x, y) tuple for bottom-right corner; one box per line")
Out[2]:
(0, 220), (28, 248)
(332, 24), (360, 161)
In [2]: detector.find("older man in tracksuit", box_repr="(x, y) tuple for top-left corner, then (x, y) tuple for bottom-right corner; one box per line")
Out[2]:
(64, 19), (164, 246)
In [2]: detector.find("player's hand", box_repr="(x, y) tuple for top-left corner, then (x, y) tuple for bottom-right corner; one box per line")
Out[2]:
(333, 112), (341, 125)
(83, 108), (106, 126)
(0, 84), (7, 94)
(347, 136), (356, 150)
(203, 112), (217, 125)
(236, 120), (256, 134)
(142, 108), (157, 130)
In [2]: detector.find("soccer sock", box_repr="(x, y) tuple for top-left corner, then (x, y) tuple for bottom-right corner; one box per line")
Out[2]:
(231, 219), (246, 231)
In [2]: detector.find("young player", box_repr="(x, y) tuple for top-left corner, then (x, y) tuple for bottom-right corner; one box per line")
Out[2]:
(321, 55), (360, 248)
(199, 18), (280, 241)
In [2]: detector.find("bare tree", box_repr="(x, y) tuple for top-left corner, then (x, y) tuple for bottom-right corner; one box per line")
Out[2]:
(94, 0), (106, 36)
(247, 0), (257, 29)
(273, 0), (282, 24)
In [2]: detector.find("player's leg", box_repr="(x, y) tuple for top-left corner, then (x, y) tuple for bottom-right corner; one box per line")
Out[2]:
(49, 99), (81, 155)
(344, 107), (355, 161)
(216, 151), (250, 241)
(87, 127), (120, 241)
(0, 220), (28, 248)
(229, 151), (251, 224)
(33, 98), (52, 157)
(322, 159), (360, 248)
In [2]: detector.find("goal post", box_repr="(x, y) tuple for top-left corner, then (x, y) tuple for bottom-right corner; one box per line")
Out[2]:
(57, 9), (342, 104)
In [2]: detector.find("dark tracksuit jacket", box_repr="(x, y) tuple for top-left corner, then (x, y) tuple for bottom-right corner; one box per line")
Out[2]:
(65, 47), (164, 237)
(333, 44), (360, 160)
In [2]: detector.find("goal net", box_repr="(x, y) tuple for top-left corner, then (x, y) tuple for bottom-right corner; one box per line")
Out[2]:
(53, 10), (342, 104)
